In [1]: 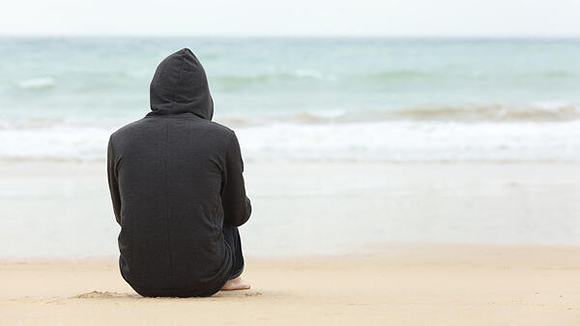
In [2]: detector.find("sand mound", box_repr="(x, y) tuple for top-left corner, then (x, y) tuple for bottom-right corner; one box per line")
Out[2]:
(72, 291), (128, 299)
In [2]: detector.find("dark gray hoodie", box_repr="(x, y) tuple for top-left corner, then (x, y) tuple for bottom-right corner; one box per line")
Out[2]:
(107, 48), (251, 297)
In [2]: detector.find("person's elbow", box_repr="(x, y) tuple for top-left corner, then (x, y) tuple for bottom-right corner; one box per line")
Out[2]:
(228, 197), (252, 227)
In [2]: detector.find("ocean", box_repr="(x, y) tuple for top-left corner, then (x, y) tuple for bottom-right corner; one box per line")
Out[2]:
(1, 37), (579, 162)
(1, 37), (580, 258)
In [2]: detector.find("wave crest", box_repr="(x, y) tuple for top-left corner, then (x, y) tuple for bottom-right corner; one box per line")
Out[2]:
(17, 77), (56, 90)
(280, 103), (580, 124)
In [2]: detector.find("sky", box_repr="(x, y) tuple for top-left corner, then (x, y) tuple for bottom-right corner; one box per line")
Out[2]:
(1, 0), (579, 37)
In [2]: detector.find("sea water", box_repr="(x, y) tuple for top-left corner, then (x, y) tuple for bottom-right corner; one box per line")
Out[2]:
(1, 37), (580, 258)
(1, 37), (579, 162)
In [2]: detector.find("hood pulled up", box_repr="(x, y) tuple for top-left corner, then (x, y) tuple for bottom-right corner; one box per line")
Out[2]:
(148, 48), (214, 120)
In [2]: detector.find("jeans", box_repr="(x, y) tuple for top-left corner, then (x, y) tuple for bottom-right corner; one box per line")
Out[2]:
(121, 223), (246, 297)
(198, 224), (245, 297)
(222, 223), (245, 280)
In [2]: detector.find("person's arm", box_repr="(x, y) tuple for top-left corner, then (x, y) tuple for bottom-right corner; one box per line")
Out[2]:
(107, 135), (122, 226)
(222, 131), (252, 227)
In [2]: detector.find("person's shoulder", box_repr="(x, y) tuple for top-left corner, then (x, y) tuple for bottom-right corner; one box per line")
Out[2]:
(198, 121), (240, 149)
(206, 120), (236, 138)
(109, 119), (145, 141)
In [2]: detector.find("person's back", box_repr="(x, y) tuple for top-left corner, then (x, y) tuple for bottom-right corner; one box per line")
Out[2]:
(107, 48), (251, 297)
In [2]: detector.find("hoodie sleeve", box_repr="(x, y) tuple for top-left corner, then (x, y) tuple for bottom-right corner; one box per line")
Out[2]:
(107, 135), (122, 226)
(222, 131), (252, 227)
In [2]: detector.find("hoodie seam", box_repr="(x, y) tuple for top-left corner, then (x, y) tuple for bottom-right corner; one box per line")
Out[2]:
(169, 50), (187, 112)
(164, 119), (175, 283)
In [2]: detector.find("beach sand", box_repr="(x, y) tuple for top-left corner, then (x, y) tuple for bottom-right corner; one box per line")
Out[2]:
(1, 244), (580, 325)
(1, 161), (579, 324)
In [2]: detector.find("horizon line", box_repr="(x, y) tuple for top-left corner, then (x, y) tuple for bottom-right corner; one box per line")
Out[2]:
(1, 34), (579, 40)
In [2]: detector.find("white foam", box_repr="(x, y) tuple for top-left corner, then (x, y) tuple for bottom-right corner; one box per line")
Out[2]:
(293, 69), (336, 81)
(17, 77), (56, 90)
(0, 123), (112, 160)
(1, 119), (579, 163)
(236, 121), (580, 163)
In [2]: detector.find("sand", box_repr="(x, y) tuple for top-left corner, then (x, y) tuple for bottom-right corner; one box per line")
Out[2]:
(1, 244), (580, 325)
(1, 161), (579, 324)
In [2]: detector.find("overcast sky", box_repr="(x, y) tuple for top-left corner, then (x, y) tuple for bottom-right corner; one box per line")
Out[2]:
(2, 0), (579, 37)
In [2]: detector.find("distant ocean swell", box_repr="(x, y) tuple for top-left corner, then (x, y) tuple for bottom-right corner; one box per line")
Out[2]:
(247, 102), (580, 123)
(13, 68), (578, 91)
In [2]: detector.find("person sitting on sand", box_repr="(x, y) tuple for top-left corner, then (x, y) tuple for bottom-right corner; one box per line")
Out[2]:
(106, 48), (252, 297)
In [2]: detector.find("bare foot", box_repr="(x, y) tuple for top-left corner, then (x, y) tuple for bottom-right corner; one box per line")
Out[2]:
(220, 277), (251, 291)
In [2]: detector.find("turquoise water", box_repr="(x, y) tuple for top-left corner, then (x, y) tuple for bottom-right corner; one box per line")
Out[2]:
(1, 38), (580, 258)
(1, 37), (579, 161)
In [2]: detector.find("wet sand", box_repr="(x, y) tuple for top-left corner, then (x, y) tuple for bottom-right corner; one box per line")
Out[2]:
(2, 161), (580, 257)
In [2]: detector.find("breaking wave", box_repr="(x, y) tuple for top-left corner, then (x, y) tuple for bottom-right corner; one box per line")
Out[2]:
(17, 77), (56, 90)
(212, 69), (336, 87)
(1, 115), (580, 163)
(213, 102), (580, 126)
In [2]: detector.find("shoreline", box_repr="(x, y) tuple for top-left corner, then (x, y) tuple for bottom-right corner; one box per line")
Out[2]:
(3, 241), (580, 261)
(1, 160), (580, 258)
(1, 243), (579, 325)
